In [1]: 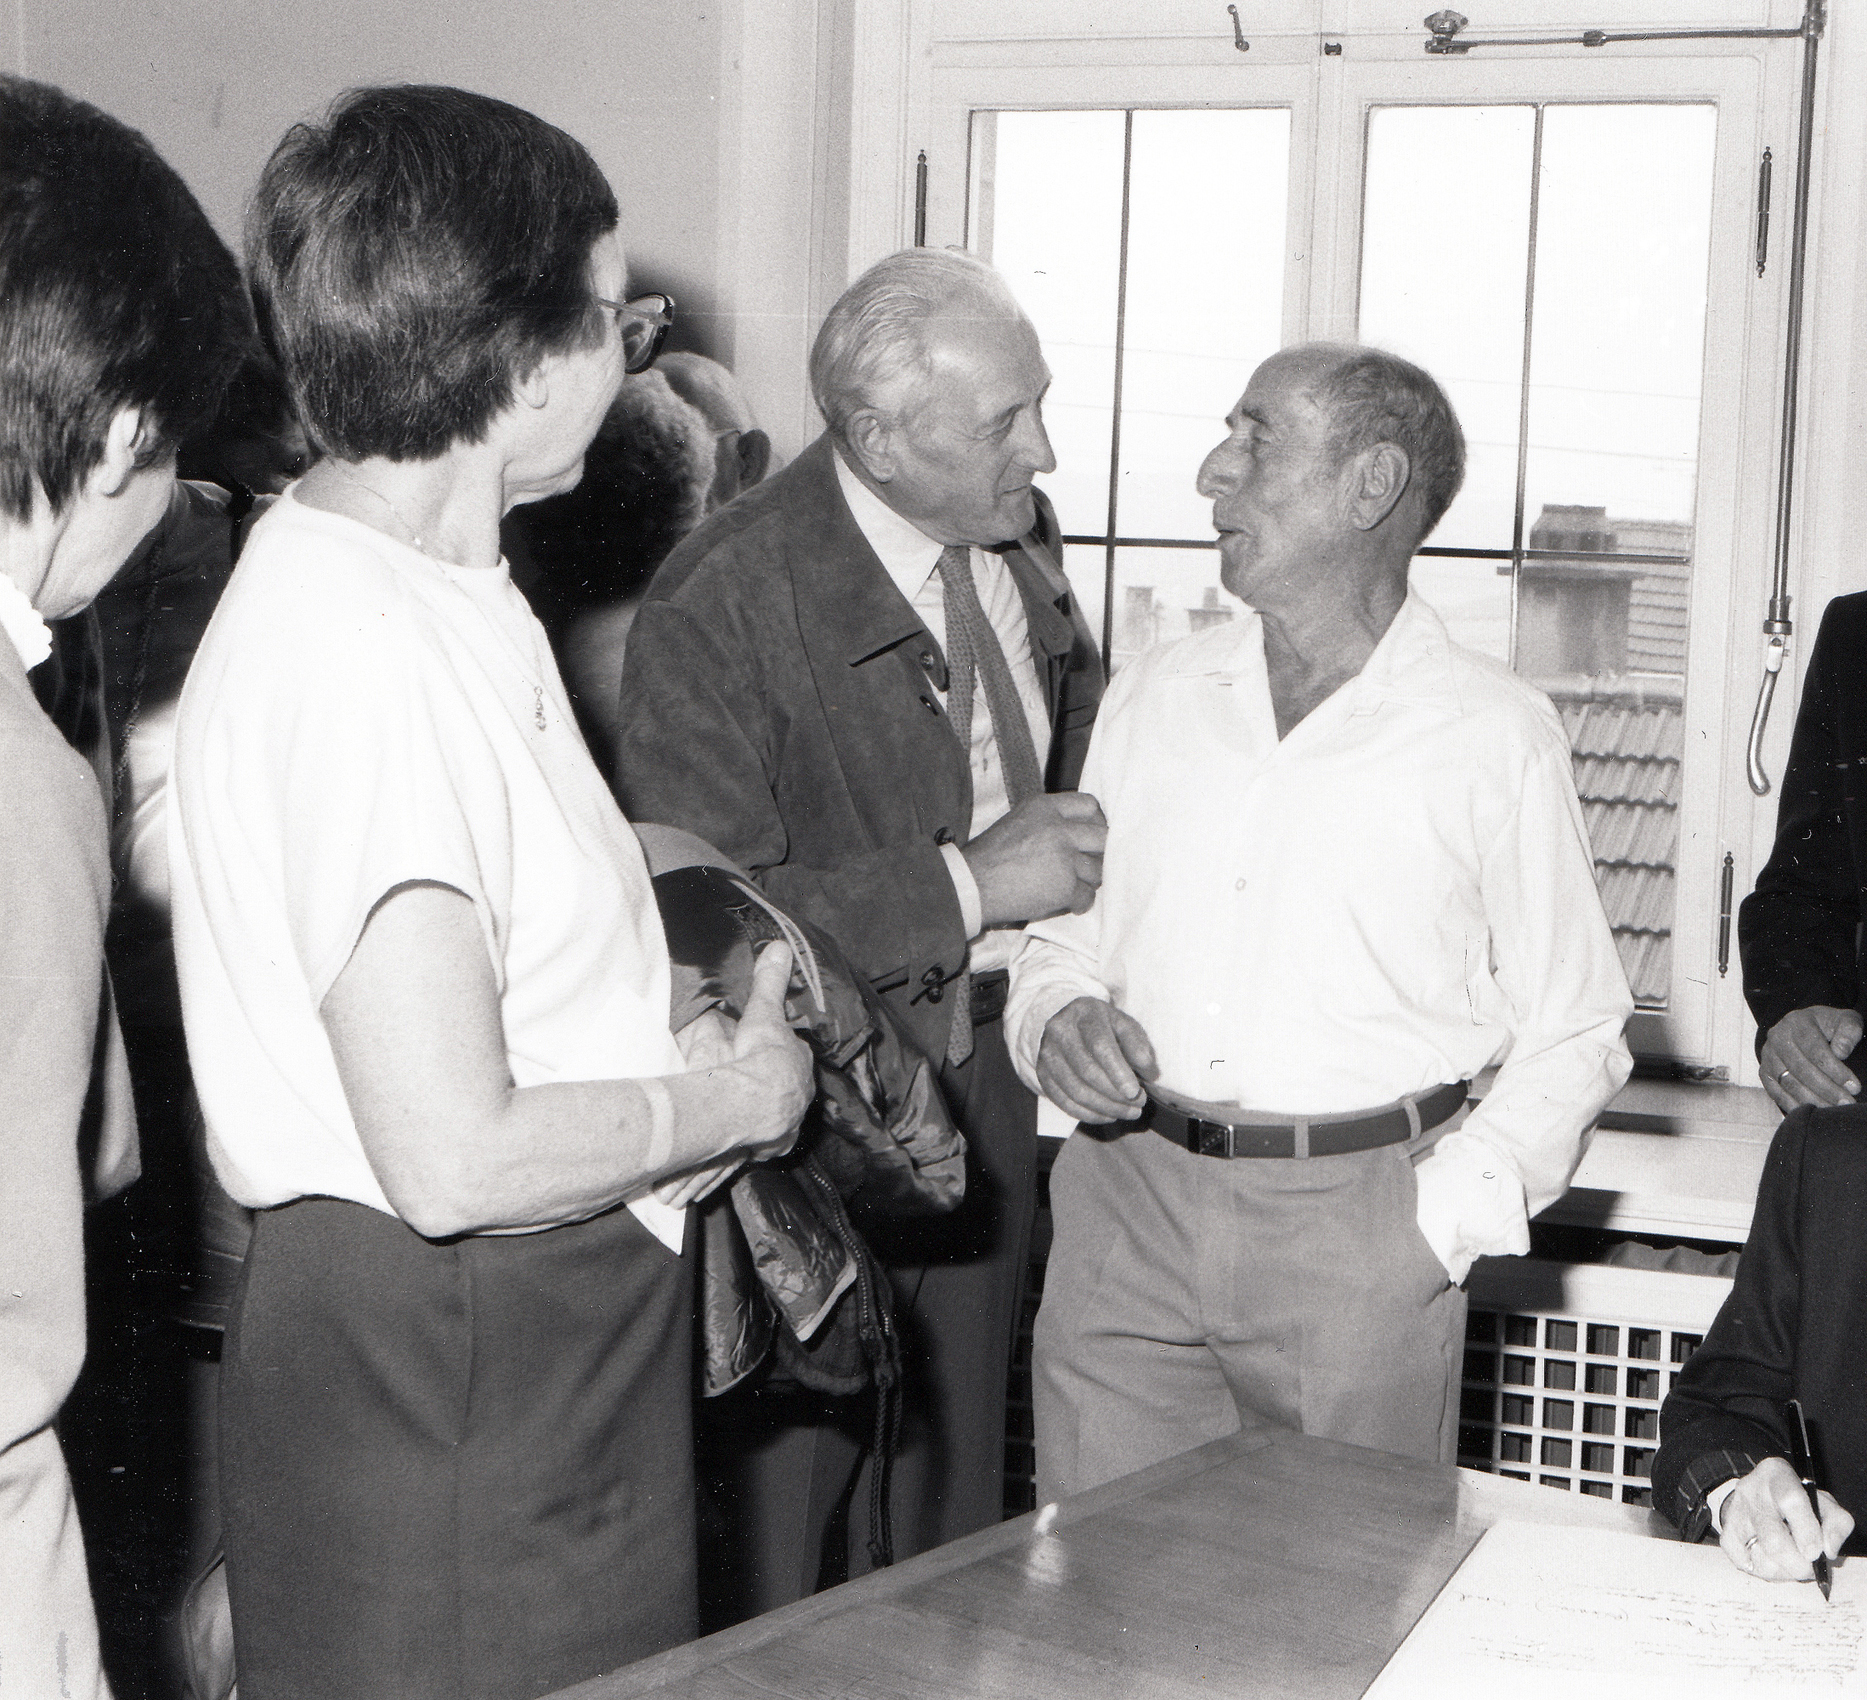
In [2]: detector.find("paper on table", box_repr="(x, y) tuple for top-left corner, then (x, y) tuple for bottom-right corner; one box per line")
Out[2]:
(1366, 1518), (1865, 1699)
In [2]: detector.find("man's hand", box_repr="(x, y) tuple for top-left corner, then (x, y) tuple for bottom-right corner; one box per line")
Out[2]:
(1718, 1456), (1853, 1582)
(1761, 1005), (1862, 1112)
(963, 791), (1107, 929)
(656, 943), (813, 1207)
(1037, 996), (1158, 1124)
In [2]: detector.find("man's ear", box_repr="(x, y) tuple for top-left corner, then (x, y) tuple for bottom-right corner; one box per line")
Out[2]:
(90, 406), (154, 498)
(736, 428), (771, 490)
(1349, 441), (1412, 532)
(843, 410), (896, 484)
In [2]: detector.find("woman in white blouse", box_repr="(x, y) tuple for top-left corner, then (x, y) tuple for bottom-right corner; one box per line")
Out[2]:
(168, 85), (810, 1700)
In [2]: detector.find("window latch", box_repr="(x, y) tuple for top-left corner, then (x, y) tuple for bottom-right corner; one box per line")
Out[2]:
(1745, 623), (1791, 797)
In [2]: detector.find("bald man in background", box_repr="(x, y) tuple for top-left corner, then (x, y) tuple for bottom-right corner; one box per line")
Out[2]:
(658, 351), (772, 513)
(507, 359), (772, 769)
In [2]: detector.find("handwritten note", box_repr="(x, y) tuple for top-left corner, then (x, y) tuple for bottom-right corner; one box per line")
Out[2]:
(1366, 1518), (1866, 1698)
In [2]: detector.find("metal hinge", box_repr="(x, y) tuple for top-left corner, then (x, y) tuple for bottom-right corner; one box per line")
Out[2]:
(1717, 851), (1735, 978)
(1756, 149), (1773, 277)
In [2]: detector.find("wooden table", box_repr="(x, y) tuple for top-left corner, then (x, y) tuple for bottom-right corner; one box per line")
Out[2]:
(553, 1429), (1678, 1700)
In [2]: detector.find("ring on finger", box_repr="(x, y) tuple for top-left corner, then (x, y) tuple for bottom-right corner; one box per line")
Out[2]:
(1743, 1534), (1760, 1566)
(1779, 1068), (1794, 1087)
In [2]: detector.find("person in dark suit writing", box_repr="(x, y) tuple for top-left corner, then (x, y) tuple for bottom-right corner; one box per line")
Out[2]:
(1652, 1105), (1860, 1582)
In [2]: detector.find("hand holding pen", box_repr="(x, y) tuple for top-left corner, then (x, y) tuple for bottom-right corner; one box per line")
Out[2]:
(1715, 1421), (1852, 1588)
(1789, 1399), (1836, 1602)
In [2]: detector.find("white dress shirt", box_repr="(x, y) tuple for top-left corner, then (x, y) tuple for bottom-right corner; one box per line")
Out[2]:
(1006, 592), (1634, 1283)
(833, 451), (1050, 975)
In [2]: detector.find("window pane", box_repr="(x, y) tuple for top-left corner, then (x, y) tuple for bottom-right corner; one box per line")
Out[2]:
(979, 105), (1290, 597)
(1360, 107), (1536, 553)
(1410, 557), (1511, 666)
(1110, 546), (1236, 673)
(1117, 109), (1289, 541)
(1358, 102), (1715, 1015)
(1524, 107), (1713, 570)
(982, 110), (1126, 539)
(1523, 106), (1713, 1012)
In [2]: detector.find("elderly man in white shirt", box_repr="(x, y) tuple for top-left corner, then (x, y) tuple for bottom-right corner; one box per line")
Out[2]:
(1008, 342), (1633, 1501)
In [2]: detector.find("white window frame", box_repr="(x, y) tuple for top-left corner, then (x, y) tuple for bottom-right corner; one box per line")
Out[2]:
(862, 3), (1812, 1077)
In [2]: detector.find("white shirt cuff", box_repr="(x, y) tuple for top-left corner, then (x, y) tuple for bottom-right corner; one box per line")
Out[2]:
(1004, 969), (1100, 1100)
(1412, 1130), (1530, 1287)
(940, 840), (983, 941)
(1707, 1476), (1742, 1535)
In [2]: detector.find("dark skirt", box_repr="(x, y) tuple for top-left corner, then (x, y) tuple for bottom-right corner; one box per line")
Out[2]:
(220, 1196), (696, 1700)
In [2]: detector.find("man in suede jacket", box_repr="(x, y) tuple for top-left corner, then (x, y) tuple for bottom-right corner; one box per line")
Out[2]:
(614, 249), (1104, 1617)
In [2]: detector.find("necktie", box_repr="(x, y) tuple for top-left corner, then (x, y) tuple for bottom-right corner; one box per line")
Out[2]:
(934, 544), (1047, 1066)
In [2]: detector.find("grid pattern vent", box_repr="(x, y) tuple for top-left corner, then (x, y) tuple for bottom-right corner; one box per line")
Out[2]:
(1457, 1258), (1735, 1506)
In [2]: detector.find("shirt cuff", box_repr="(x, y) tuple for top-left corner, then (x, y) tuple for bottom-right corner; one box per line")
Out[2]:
(940, 841), (983, 942)
(1670, 1449), (1762, 1543)
(1004, 965), (1100, 1098)
(1412, 1130), (1530, 1287)
(1706, 1476), (1742, 1535)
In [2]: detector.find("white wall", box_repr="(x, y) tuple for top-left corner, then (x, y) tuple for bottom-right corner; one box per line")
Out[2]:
(14, 0), (732, 358)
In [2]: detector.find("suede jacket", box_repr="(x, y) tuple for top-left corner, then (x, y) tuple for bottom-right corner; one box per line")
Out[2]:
(615, 435), (1104, 1066)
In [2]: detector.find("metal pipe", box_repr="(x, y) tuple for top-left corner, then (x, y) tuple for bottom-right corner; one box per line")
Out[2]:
(1506, 108), (1545, 674)
(1100, 113), (1136, 675)
(1747, 0), (1825, 795)
(1428, 27), (1802, 55)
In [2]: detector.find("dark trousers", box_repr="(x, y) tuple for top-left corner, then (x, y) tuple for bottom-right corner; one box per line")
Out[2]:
(221, 1198), (696, 1700)
(696, 1012), (1037, 1625)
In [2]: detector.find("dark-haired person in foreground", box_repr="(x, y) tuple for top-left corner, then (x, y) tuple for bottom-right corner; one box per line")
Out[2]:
(1651, 1106), (1859, 1583)
(167, 86), (810, 1699)
(1008, 343), (1634, 1500)
(0, 74), (250, 1697)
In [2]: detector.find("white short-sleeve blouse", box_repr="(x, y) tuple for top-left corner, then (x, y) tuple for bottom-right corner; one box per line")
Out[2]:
(169, 492), (686, 1246)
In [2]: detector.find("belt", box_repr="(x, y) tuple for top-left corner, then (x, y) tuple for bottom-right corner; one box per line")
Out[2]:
(1136, 1080), (1469, 1160)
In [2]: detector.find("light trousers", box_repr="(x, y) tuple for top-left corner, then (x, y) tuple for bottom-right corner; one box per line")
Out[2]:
(1034, 1122), (1466, 1505)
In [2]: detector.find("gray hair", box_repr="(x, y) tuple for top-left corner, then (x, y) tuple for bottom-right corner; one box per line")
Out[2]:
(809, 249), (1021, 440)
(1306, 345), (1466, 540)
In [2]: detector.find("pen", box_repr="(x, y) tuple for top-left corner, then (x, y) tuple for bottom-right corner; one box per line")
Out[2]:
(1787, 1398), (1834, 1602)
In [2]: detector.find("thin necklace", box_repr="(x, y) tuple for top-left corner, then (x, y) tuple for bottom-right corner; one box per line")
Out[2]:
(325, 461), (429, 555)
(323, 461), (548, 733)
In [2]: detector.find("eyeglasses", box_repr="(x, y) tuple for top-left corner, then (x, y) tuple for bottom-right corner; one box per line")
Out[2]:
(594, 292), (676, 374)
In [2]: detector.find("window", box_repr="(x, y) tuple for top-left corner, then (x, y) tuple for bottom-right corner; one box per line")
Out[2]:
(912, 6), (1803, 1069)
(977, 108), (1289, 664)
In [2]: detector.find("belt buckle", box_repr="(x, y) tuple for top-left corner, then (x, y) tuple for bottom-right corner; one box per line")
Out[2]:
(1190, 1118), (1232, 1159)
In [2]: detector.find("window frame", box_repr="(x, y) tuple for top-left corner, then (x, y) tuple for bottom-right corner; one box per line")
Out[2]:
(902, 7), (1810, 1077)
